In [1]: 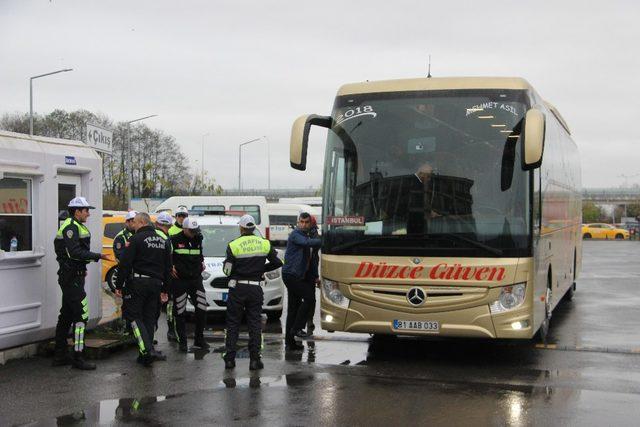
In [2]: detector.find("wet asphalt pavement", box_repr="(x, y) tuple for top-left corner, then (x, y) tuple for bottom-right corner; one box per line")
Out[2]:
(2, 240), (640, 425)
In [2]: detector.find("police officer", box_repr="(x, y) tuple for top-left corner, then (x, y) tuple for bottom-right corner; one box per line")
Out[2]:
(223, 214), (283, 370)
(113, 211), (137, 337)
(115, 213), (172, 367)
(169, 206), (189, 237)
(113, 211), (137, 261)
(155, 212), (176, 341)
(53, 197), (111, 370)
(171, 217), (209, 352)
(155, 212), (173, 238)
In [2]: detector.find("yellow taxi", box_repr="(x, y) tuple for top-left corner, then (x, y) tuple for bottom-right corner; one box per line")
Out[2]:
(581, 223), (629, 240)
(102, 213), (157, 291)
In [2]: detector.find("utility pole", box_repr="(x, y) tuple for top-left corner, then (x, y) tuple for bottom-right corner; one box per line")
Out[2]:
(29, 68), (73, 135)
(238, 137), (262, 191)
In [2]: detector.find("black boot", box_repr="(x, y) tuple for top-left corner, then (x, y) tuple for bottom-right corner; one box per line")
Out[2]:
(224, 359), (236, 370)
(293, 330), (313, 341)
(178, 343), (188, 353)
(136, 353), (154, 367)
(249, 358), (264, 370)
(193, 338), (210, 350)
(285, 341), (304, 351)
(51, 348), (71, 367)
(71, 352), (96, 370)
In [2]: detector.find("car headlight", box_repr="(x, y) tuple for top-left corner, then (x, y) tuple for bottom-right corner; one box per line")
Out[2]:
(489, 283), (526, 314)
(322, 278), (349, 308)
(264, 270), (281, 280)
(202, 271), (211, 280)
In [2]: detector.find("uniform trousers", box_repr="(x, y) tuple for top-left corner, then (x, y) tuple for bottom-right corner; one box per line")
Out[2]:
(54, 266), (89, 353)
(123, 278), (160, 355)
(224, 283), (264, 360)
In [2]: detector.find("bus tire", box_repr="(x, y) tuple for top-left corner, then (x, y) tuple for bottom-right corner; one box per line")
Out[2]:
(615, 233), (624, 240)
(566, 251), (577, 301)
(583, 233), (592, 239)
(537, 276), (552, 343)
(105, 267), (118, 293)
(566, 282), (576, 301)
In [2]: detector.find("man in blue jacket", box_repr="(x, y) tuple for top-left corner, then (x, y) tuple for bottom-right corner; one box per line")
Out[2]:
(282, 212), (322, 350)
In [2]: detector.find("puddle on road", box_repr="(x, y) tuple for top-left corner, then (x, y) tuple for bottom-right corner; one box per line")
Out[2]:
(20, 372), (330, 426)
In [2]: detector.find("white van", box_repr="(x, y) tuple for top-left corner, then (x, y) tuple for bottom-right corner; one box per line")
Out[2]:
(0, 130), (103, 350)
(154, 196), (270, 240)
(267, 203), (314, 245)
(186, 214), (284, 320)
(279, 197), (323, 229)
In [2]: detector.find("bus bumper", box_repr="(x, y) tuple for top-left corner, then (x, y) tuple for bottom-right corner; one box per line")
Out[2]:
(321, 301), (533, 339)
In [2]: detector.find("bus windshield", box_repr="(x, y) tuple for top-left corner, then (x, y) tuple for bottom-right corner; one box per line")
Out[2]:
(322, 89), (531, 257)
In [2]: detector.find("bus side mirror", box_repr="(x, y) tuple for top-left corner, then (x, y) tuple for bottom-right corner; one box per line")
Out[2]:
(522, 109), (545, 170)
(290, 114), (331, 171)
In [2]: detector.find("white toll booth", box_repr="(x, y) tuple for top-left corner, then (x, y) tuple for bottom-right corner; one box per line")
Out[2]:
(0, 130), (103, 350)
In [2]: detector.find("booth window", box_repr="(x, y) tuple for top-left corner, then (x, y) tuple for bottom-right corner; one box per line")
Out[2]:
(0, 177), (33, 252)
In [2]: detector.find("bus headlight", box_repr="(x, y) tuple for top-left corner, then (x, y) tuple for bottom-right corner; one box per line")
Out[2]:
(489, 283), (526, 314)
(202, 271), (211, 280)
(322, 279), (349, 308)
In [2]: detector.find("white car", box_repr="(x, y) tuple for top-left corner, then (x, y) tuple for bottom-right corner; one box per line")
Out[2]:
(184, 214), (284, 320)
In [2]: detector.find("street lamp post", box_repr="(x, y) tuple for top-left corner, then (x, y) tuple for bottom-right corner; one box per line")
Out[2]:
(201, 133), (210, 184)
(238, 137), (262, 191)
(29, 68), (73, 136)
(263, 135), (271, 190)
(125, 114), (158, 207)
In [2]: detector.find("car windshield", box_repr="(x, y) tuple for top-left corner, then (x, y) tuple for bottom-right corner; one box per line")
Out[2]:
(322, 89), (531, 257)
(200, 224), (260, 257)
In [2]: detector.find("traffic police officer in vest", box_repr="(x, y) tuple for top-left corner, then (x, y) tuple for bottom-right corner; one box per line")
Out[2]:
(113, 210), (137, 261)
(115, 213), (172, 367)
(53, 197), (111, 370)
(155, 212), (173, 238)
(155, 212), (177, 341)
(170, 216), (210, 352)
(169, 206), (189, 237)
(223, 214), (283, 370)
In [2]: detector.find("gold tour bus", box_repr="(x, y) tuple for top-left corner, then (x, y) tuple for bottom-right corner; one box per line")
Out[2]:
(290, 77), (581, 341)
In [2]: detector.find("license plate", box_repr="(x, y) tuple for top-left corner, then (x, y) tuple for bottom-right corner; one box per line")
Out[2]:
(222, 292), (228, 302)
(392, 319), (439, 332)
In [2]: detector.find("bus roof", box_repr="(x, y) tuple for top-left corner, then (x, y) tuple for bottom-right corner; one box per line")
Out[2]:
(337, 77), (534, 96)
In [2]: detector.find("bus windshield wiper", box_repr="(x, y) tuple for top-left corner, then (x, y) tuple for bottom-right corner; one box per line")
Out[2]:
(434, 233), (503, 256)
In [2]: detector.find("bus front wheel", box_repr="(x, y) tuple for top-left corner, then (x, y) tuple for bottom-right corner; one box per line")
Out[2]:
(583, 233), (592, 239)
(537, 282), (552, 343)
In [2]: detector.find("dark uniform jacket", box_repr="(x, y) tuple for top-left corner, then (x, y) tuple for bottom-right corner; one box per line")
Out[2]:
(223, 234), (283, 282)
(170, 230), (204, 280)
(113, 228), (133, 261)
(115, 225), (172, 290)
(54, 217), (101, 271)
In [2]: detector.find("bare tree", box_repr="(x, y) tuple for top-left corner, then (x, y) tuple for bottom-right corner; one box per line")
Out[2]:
(1, 109), (221, 209)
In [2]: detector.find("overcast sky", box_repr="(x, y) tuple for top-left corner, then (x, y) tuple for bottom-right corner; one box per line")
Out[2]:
(1, 0), (638, 189)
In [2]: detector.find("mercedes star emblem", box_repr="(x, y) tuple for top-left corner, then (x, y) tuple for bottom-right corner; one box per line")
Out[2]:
(406, 287), (426, 306)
